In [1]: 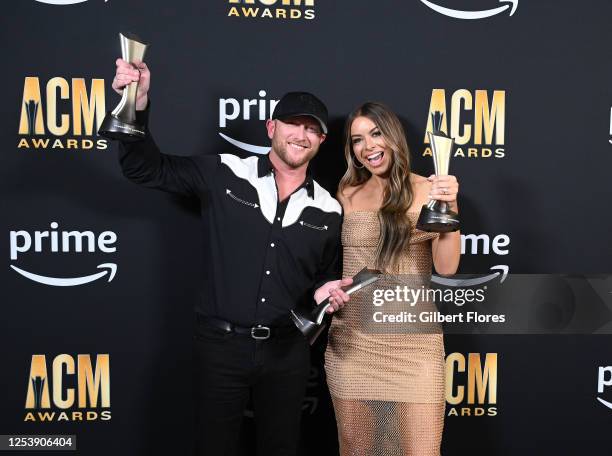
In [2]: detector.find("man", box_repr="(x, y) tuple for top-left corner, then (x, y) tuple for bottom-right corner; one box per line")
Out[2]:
(112, 59), (350, 455)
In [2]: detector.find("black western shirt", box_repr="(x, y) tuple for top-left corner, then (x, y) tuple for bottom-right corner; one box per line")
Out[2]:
(119, 107), (342, 327)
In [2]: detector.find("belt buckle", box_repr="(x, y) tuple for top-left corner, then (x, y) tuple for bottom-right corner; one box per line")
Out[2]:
(251, 325), (271, 340)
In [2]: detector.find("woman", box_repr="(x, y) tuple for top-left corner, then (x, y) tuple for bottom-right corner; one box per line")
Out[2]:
(325, 102), (460, 456)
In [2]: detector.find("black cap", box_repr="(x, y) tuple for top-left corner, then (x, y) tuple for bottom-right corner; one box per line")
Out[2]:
(272, 92), (328, 134)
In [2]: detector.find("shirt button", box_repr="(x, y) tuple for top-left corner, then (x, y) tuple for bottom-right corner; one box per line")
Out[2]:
(270, 243), (275, 247)
(277, 217), (281, 221)
(266, 270), (270, 275)
(261, 298), (266, 302)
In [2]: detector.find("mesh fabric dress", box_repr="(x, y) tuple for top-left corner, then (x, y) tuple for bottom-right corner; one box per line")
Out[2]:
(325, 211), (445, 456)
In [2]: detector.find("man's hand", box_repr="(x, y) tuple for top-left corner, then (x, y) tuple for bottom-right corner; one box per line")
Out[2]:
(314, 278), (353, 313)
(112, 58), (151, 111)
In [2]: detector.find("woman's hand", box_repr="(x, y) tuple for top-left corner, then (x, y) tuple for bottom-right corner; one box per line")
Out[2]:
(428, 175), (459, 211)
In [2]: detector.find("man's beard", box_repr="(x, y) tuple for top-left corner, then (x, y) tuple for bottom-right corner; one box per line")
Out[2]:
(272, 137), (318, 169)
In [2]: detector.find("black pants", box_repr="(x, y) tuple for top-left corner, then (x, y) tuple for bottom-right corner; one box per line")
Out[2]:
(193, 320), (310, 456)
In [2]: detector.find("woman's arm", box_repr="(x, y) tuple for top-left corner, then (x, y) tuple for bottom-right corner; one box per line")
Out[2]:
(427, 175), (461, 275)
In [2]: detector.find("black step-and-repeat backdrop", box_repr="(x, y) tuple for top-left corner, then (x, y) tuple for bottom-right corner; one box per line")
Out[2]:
(2, 1), (612, 454)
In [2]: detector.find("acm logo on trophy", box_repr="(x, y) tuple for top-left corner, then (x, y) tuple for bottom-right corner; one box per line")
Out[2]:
(416, 111), (460, 233)
(98, 33), (148, 141)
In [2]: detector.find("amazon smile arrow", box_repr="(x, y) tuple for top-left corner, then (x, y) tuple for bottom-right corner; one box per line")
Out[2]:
(597, 397), (612, 410)
(431, 265), (509, 287)
(219, 132), (269, 155)
(420, 0), (518, 20)
(10, 263), (117, 287)
(35, 0), (89, 4)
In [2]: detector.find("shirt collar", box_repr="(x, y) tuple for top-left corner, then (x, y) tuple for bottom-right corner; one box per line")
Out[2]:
(257, 154), (315, 199)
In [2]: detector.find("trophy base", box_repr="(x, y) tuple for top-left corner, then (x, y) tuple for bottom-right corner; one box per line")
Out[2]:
(290, 268), (382, 345)
(98, 113), (146, 142)
(290, 309), (328, 345)
(416, 204), (460, 233)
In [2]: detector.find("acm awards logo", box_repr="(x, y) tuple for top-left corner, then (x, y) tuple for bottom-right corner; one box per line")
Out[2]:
(219, 90), (278, 154)
(445, 353), (497, 417)
(227, 0), (315, 20)
(9, 222), (118, 287)
(18, 76), (108, 151)
(424, 89), (506, 159)
(24, 354), (111, 422)
(420, 0), (518, 20)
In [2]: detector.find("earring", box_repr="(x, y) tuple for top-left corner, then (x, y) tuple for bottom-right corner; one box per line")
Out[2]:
(351, 155), (364, 169)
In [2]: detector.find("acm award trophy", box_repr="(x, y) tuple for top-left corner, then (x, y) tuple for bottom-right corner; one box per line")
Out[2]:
(416, 111), (460, 232)
(98, 33), (148, 141)
(290, 267), (382, 345)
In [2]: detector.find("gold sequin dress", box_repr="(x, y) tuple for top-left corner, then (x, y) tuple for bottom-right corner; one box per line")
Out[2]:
(325, 211), (445, 456)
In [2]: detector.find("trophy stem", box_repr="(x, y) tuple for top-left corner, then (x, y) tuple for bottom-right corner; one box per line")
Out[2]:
(111, 85), (136, 122)
(313, 301), (332, 325)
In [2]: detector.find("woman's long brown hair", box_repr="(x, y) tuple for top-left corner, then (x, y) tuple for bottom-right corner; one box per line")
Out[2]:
(339, 102), (414, 272)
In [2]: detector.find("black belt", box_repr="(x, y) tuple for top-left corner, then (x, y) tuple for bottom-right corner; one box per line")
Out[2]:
(197, 315), (297, 340)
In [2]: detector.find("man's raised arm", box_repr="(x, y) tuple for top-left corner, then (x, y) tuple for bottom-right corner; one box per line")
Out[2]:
(113, 58), (214, 197)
